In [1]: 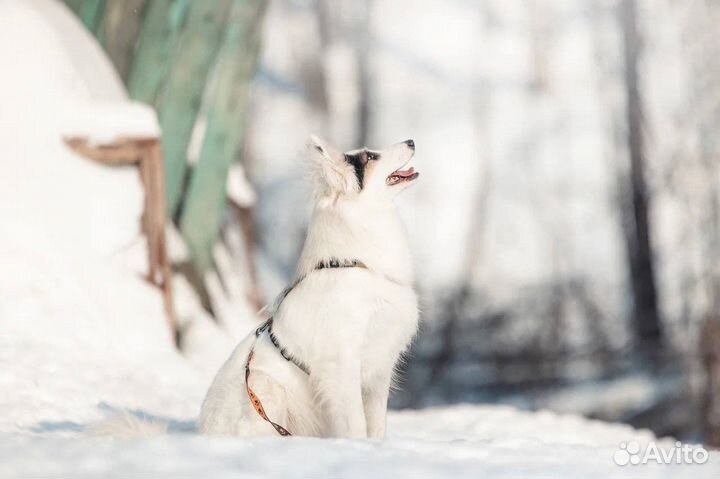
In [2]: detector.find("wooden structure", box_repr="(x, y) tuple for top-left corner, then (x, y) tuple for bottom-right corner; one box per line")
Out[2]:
(64, 0), (267, 276)
(64, 136), (177, 344)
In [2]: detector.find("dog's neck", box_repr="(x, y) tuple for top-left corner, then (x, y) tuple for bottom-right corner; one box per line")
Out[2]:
(296, 196), (414, 286)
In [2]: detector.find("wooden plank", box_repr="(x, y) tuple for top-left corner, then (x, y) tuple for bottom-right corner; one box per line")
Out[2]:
(64, 0), (107, 32)
(145, 140), (178, 345)
(95, 0), (147, 82)
(152, 0), (233, 217)
(64, 136), (148, 164)
(65, 136), (178, 345)
(179, 0), (266, 272)
(127, 0), (189, 104)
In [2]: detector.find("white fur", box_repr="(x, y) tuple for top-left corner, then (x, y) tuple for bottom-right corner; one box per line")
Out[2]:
(200, 136), (420, 438)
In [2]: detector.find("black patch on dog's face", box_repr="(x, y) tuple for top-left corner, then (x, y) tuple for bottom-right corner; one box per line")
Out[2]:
(344, 149), (379, 190)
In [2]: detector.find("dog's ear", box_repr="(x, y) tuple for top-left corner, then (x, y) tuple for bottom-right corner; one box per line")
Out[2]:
(307, 135), (354, 194)
(308, 135), (342, 165)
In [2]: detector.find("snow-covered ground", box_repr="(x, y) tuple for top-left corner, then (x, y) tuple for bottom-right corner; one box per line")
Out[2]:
(1, 405), (717, 478)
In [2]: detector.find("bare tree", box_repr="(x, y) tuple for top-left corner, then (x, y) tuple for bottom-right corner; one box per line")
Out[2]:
(314, 0), (372, 147)
(619, 0), (663, 354)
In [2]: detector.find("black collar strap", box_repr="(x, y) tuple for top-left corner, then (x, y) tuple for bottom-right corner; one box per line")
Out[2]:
(271, 258), (368, 312)
(315, 257), (367, 270)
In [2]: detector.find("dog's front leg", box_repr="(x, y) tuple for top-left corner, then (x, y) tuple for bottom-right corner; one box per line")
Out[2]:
(313, 360), (367, 438)
(362, 374), (391, 439)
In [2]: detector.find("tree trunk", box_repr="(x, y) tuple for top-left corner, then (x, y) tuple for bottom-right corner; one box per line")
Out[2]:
(702, 317), (720, 447)
(354, 0), (372, 147)
(620, 0), (662, 353)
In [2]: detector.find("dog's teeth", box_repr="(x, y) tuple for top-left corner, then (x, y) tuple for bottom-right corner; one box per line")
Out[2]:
(387, 174), (403, 185)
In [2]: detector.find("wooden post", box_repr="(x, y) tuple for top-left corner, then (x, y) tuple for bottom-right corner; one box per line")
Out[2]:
(95, 0), (147, 82)
(68, 0), (265, 277)
(63, 0), (107, 32)
(127, 0), (188, 104)
(151, 0), (233, 216)
(179, 0), (266, 272)
(64, 136), (178, 345)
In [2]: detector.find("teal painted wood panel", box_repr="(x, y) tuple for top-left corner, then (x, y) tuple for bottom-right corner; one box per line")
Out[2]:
(152, 0), (233, 217)
(64, 0), (107, 32)
(95, 0), (147, 81)
(127, 0), (189, 104)
(180, 0), (266, 272)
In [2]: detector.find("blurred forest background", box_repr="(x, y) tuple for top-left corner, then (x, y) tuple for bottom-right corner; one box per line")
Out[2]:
(58, 0), (720, 444)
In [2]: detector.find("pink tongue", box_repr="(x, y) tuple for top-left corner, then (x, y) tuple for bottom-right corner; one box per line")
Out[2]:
(393, 166), (415, 178)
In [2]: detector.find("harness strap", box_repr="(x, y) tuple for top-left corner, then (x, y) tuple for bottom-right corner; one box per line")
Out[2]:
(260, 258), (368, 374)
(244, 257), (368, 436)
(257, 319), (311, 375)
(244, 349), (292, 436)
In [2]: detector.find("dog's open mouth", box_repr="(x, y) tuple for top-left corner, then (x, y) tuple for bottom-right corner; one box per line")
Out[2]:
(387, 167), (419, 186)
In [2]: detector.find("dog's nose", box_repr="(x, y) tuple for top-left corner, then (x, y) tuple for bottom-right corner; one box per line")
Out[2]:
(404, 139), (415, 149)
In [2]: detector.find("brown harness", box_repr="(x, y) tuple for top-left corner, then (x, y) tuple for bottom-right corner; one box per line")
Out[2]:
(244, 349), (293, 436)
(244, 258), (367, 436)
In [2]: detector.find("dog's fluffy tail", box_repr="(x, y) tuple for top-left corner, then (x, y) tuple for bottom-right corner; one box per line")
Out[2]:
(88, 411), (168, 438)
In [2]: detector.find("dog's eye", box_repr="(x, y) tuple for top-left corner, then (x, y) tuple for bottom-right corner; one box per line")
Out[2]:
(366, 152), (378, 161)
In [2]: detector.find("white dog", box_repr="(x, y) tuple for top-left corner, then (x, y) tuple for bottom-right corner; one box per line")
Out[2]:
(199, 136), (420, 438)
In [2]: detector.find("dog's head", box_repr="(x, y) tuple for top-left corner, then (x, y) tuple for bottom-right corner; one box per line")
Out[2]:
(307, 135), (419, 202)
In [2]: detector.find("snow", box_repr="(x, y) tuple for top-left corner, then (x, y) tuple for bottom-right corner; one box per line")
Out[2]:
(535, 374), (678, 420)
(226, 163), (258, 207)
(1, 406), (717, 478)
(61, 100), (160, 144)
(4, 241), (707, 479)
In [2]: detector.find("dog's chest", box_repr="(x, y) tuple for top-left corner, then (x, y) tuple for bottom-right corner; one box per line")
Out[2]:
(360, 285), (418, 375)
